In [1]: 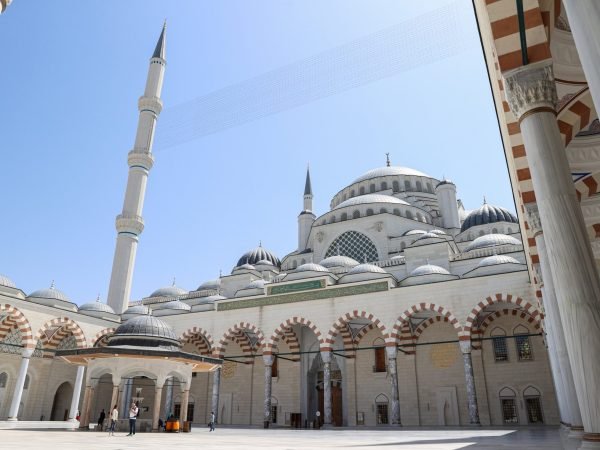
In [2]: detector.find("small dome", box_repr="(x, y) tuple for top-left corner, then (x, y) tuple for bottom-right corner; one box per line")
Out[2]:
(334, 194), (409, 210)
(150, 285), (187, 298)
(0, 274), (16, 289)
(153, 300), (191, 311)
(245, 279), (267, 289)
(429, 229), (447, 235)
(466, 234), (521, 252)
(203, 294), (227, 302)
(436, 179), (455, 188)
(123, 305), (151, 316)
(403, 229), (427, 236)
(295, 263), (329, 273)
(29, 285), (71, 303)
(414, 231), (444, 242)
(109, 316), (179, 349)
(347, 263), (386, 275)
(410, 264), (450, 277)
(477, 254), (521, 268)
(236, 246), (281, 268)
(197, 278), (221, 291)
(460, 203), (518, 232)
(319, 255), (359, 269)
(352, 166), (430, 184)
(79, 302), (116, 314)
(236, 263), (255, 271)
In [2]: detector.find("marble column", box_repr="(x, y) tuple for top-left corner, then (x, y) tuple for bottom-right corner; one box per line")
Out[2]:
(459, 340), (480, 425)
(120, 379), (132, 417)
(211, 368), (221, 424)
(68, 366), (85, 421)
(163, 376), (174, 419)
(505, 61), (600, 446)
(152, 384), (163, 431)
(80, 383), (96, 428)
(385, 346), (401, 425)
(263, 355), (274, 428)
(180, 389), (190, 426)
(7, 348), (33, 420)
(526, 205), (584, 435)
(321, 351), (333, 427)
(562, 1), (600, 112)
(110, 384), (120, 413)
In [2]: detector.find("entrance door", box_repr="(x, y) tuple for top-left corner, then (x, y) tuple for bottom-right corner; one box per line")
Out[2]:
(50, 382), (72, 421)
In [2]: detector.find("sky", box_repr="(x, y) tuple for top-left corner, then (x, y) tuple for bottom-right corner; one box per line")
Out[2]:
(0, 0), (514, 304)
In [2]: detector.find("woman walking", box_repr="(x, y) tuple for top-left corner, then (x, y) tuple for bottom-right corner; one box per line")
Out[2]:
(109, 404), (118, 436)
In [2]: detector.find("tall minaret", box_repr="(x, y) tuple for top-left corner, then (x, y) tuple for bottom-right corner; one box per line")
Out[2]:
(298, 167), (316, 251)
(107, 24), (166, 313)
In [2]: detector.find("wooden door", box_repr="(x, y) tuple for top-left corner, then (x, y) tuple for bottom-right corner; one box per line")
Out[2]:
(332, 386), (343, 426)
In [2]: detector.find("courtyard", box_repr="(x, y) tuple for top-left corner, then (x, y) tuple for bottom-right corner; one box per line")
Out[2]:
(0, 427), (580, 450)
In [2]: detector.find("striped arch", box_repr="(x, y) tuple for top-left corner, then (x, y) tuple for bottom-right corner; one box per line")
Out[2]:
(93, 327), (116, 348)
(393, 303), (462, 343)
(464, 294), (542, 341)
(558, 87), (596, 148)
(575, 173), (600, 202)
(35, 317), (87, 356)
(472, 308), (542, 350)
(354, 323), (376, 345)
(215, 322), (265, 358)
(324, 310), (389, 352)
(180, 327), (214, 356)
(0, 304), (34, 349)
(413, 316), (451, 339)
(265, 317), (323, 355)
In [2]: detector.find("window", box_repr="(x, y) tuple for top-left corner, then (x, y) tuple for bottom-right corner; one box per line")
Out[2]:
(524, 386), (543, 423)
(353, 210), (361, 219)
(501, 398), (518, 423)
(491, 328), (508, 362)
(270, 405), (278, 424)
(375, 394), (389, 425)
(350, 190), (355, 198)
(359, 186), (366, 195)
(406, 211), (413, 220)
(342, 194), (346, 201)
(404, 180), (411, 191)
(380, 208), (388, 214)
(400, 242), (406, 251)
(370, 184), (376, 193)
(492, 228), (498, 234)
(374, 347), (386, 372)
(427, 182), (433, 193)
(381, 182), (388, 191)
(341, 213), (348, 221)
(330, 216), (336, 224)
(174, 403), (195, 421)
(272, 357), (278, 378)
(366, 209), (374, 216)
(516, 335), (533, 361)
(393, 209), (401, 216)
(416, 181), (422, 191)
(0, 372), (7, 388)
(325, 230), (379, 262)
(392, 181), (400, 192)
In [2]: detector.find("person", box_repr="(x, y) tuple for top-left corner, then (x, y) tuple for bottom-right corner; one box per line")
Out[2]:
(315, 410), (321, 429)
(127, 402), (138, 436)
(209, 411), (215, 432)
(109, 404), (118, 436)
(97, 409), (105, 431)
(158, 418), (164, 432)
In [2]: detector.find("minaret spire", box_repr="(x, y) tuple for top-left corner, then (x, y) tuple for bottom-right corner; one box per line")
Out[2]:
(298, 165), (316, 251)
(304, 165), (313, 196)
(107, 24), (167, 314)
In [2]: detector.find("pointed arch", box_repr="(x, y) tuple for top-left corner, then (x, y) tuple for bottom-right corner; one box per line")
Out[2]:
(265, 316), (323, 355)
(35, 317), (87, 355)
(215, 322), (265, 358)
(0, 304), (34, 349)
(92, 327), (116, 348)
(180, 326), (214, 355)
(392, 303), (462, 343)
(472, 308), (541, 349)
(324, 310), (389, 352)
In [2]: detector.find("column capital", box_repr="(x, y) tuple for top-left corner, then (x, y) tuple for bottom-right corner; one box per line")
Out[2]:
(385, 346), (397, 359)
(262, 354), (274, 366)
(459, 340), (472, 354)
(525, 203), (543, 236)
(320, 350), (332, 363)
(21, 348), (34, 358)
(504, 60), (558, 122)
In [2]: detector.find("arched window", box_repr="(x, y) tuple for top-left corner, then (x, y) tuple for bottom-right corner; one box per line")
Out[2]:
(0, 372), (7, 388)
(359, 186), (366, 195)
(342, 194), (346, 201)
(514, 325), (532, 361)
(427, 182), (433, 193)
(341, 212), (348, 221)
(366, 209), (374, 216)
(406, 211), (413, 220)
(400, 242), (406, 251)
(416, 181), (422, 191)
(352, 210), (361, 219)
(330, 216), (336, 224)
(523, 386), (543, 423)
(292, 261), (297, 269)
(270, 396), (279, 425)
(393, 209), (401, 216)
(369, 183), (376, 193)
(350, 190), (355, 198)
(325, 230), (379, 262)
(491, 327), (508, 362)
(416, 213), (423, 222)
(373, 337), (386, 373)
(507, 227), (513, 234)
(392, 181), (400, 192)
(381, 182), (388, 191)
(301, 258), (306, 265)
(499, 387), (518, 424)
(404, 180), (411, 191)
(379, 208), (388, 214)
(374, 393), (389, 425)
(479, 230), (485, 237)
(272, 357), (279, 378)
(492, 228), (498, 234)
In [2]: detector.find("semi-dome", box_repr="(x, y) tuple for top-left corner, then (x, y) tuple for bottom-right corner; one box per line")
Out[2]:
(319, 255), (359, 269)
(197, 278), (221, 291)
(334, 194), (409, 210)
(466, 234), (521, 252)
(236, 246), (281, 268)
(79, 301), (116, 315)
(108, 315), (180, 349)
(352, 166), (430, 184)
(403, 229), (427, 236)
(150, 285), (187, 298)
(0, 274), (16, 288)
(460, 203), (518, 232)
(410, 264), (450, 277)
(295, 263), (329, 273)
(347, 263), (386, 275)
(28, 285), (71, 303)
(477, 254), (521, 268)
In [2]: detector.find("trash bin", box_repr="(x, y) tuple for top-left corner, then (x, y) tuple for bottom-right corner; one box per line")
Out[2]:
(183, 421), (192, 432)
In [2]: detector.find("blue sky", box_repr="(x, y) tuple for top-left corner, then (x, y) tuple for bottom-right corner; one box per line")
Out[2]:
(0, 0), (513, 304)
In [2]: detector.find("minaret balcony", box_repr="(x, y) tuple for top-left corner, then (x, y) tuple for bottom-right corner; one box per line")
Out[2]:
(128, 151), (154, 170)
(115, 214), (145, 235)
(138, 96), (163, 115)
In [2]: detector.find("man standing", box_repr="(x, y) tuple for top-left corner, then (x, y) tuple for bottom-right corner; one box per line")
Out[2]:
(209, 411), (215, 432)
(97, 409), (106, 431)
(127, 402), (138, 436)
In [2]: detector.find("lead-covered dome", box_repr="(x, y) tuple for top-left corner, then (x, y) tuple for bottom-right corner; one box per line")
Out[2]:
(122, 305), (151, 319)
(477, 254), (521, 268)
(197, 278), (221, 291)
(0, 274), (16, 289)
(319, 255), (359, 269)
(295, 263), (329, 273)
(28, 285), (71, 303)
(150, 285), (187, 298)
(236, 246), (281, 268)
(333, 194), (409, 210)
(352, 166), (430, 184)
(79, 301), (116, 315)
(347, 263), (386, 275)
(466, 234), (521, 252)
(410, 264), (450, 277)
(460, 203), (518, 232)
(108, 316), (180, 349)
(152, 300), (191, 316)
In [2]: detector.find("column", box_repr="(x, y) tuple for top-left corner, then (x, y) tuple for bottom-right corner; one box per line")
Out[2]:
(526, 205), (584, 435)
(505, 61), (600, 446)
(68, 366), (85, 421)
(7, 348), (33, 420)
(459, 340), (480, 425)
(180, 389), (190, 426)
(120, 379), (131, 417)
(385, 346), (401, 425)
(211, 368), (221, 424)
(561, 1), (600, 112)
(152, 384), (163, 431)
(110, 384), (120, 414)
(321, 351), (332, 427)
(263, 355), (274, 428)
(163, 376), (173, 419)
(80, 383), (96, 428)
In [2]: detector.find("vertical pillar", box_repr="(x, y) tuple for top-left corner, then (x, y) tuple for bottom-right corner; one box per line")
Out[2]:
(526, 205), (584, 435)
(120, 379), (131, 417)
(110, 384), (120, 415)
(68, 366), (85, 421)
(561, 1), (600, 112)
(459, 340), (480, 425)
(385, 346), (401, 425)
(152, 384), (163, 431)
(180, 389), (190, 426)
(163, 376), (174, 419)
(505, 61), (600, 446)
(80, 383), (96, 428)
(211, 368), (221, 424)
(7, 349), (33, 420)
(263, 355), (274, 428)
(321, 351), (333, 427)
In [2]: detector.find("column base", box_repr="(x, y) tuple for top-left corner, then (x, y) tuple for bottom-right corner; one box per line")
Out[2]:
(580, 433), (600, 449)
(569, 426), (585, 439)
(6, 418), (18, 422)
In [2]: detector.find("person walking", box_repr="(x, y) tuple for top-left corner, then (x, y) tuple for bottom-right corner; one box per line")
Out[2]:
(127, 402), (138, 436)
(109, 404), (118, 436)
(209, 411), (216, 432)
(97, 409), (106, 431)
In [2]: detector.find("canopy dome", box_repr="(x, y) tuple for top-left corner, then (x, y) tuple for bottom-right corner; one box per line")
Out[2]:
(334, 194), (409, 210)
(352, 166), (430, 184)
(461, 203), (518, 232)
(108, 316), (180, 349)
(122, 305), (151, 316)
(410, 264), (450, 277)
(150, 285), (187, 298)
(0, 274), (16, 288)
(28, 285), (70, 303)
(295, 263), (329, 273)
(477, 254), (521, 268)
(236, 246), (280, 268)
(347, 263), (386, 275)
(319, 255), (359, 269)
(79, 302), (115, 314)
(466, 234), (521, 252)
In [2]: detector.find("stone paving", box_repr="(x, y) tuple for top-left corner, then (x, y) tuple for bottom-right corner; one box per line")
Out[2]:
(0, 426), (581, 449)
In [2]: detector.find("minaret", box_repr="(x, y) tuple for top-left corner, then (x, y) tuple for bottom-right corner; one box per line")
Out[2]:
(107, 24), (166, 313)
(298, 166), (316, 251)
(435, 178), (460, 230)
(0, 0), (12, 14)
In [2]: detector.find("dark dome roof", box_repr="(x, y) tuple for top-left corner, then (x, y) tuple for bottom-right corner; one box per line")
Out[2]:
(236, 246), (280, 268)
(461, 203), (518, 232)
(108, 316), (180, 350)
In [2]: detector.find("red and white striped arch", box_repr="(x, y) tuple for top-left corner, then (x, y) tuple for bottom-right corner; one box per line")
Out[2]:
(180, 326), (214, 356)
(35, 317), (87, 356)
(0, 304), (34, 349)
(214, 322), (265, 359)
(323, 311), (389, 352)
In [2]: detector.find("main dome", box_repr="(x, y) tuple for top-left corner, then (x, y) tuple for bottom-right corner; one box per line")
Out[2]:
(352, 166), (430, 184)
(236, 246), (280, 268)
(334, 194), (409, 210)
(461, 203), (518, 232)
(108, 315), (180, 349)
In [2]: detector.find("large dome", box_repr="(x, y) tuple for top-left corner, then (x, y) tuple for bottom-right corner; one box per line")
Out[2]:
(236, 246), (280, 268)
(108, 316), (180, 349)
(334, 194), (409, 210)
(352, 166), (430, 184)
(461, 203), (518, 232)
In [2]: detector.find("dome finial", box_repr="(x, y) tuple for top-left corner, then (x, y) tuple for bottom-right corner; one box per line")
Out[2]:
(259, 240), (262, 248)
(483, 195), (487, 205)
(50, 280), (55, 289)
(385, 152), (391, 167)
(96, 293), (101, 302)
(219, 269), (222, 278)
(172, 277), (176, 286)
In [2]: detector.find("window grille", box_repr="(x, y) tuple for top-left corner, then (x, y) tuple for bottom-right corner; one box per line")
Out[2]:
(325, 231), (378, 262)
(270, 405), (278, 424)
(493, 337), (508, 362)
(376, 403), (389, 424)
(516, 335), (533, 361)
(525, 397), (543, 423)
(501, 398), (518, 423)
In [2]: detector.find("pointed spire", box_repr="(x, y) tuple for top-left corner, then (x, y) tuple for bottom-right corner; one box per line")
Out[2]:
(172, 277), (176, 286)
(96, 294), (101, 303)
(50, 280), (55, 289)
(152, 20), (167, 60)
(386, 153), (391, 167)
(304, 165), (313, 196)
(483, 195), (487, 205)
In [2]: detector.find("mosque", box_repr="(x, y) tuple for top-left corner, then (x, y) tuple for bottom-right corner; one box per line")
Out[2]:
(1, 1), (600, 444)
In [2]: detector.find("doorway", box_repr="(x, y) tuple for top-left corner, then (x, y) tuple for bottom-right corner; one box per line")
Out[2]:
(50, 382), (72, 421)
